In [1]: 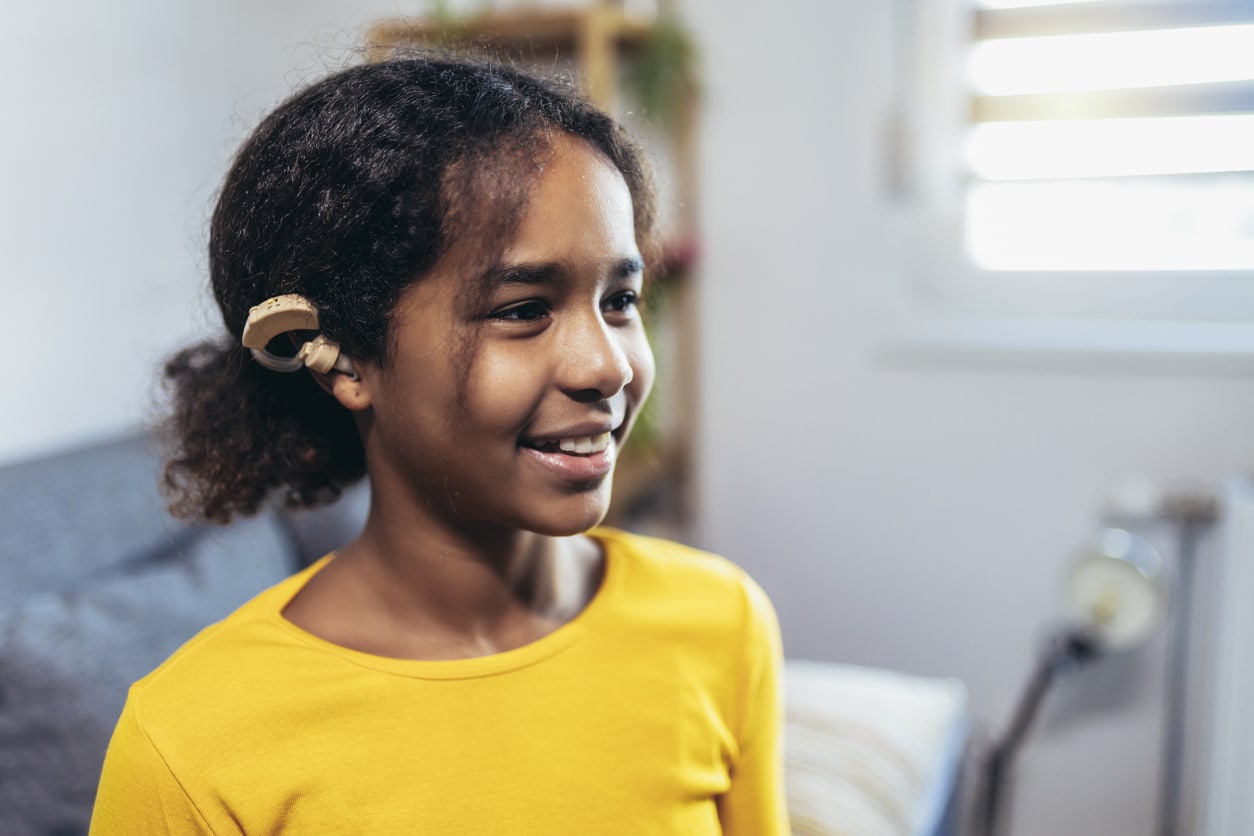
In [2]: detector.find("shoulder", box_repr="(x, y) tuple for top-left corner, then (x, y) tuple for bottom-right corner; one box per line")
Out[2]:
(592, 527), (779, 637)
(594, 526), (745, 585)
(591, 529), (783, 750)
(123, 560), (322, 725)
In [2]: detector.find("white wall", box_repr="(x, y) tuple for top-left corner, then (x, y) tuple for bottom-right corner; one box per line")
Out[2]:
(0, 0), (445, 466)
(2, 1), (228, 464)
(683, 1), (1254, 835)
(6, 1), (1252, 834)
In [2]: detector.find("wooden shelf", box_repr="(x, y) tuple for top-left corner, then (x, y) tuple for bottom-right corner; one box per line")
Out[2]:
(366, 7), (657, 111)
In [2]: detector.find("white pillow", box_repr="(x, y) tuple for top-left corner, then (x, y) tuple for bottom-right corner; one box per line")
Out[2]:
(784, 659), (969, 836)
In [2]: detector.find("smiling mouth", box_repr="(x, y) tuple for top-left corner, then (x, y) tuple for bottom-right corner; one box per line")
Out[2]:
(523, 431), (613, 456)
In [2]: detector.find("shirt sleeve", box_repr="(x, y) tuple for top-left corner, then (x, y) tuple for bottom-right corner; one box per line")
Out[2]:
(717, 571), (790, 835)
(90, 695), (218, 835)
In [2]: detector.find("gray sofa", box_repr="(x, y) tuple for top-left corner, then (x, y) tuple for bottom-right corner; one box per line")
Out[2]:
(0, 432), (368, 836)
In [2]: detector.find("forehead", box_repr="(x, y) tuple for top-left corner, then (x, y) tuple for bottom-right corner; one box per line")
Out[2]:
(501, 133), (638, 264)
(388, 135), (639, 330)
(435, 133), (638, 278)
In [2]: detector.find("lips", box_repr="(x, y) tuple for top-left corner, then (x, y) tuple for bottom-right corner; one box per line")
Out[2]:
(520, 424), (622, 482)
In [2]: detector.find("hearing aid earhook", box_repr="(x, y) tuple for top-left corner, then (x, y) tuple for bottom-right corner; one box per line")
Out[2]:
(240, 294), (359, 379)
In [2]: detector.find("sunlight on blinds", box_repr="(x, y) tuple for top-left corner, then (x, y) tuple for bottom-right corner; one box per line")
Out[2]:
(969, 177), (1254, 270)
(970, 24), (1254, 94)
(968, 115), (1254, 180)
(962, 2), (1254, 272)
(976, 0), (1101, 8)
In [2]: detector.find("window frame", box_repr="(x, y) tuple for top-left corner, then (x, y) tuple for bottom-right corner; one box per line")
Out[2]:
(883, 0), (1254, 368)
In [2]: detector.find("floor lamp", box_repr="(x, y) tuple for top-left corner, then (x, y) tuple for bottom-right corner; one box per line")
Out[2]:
(974, 528), (1168, 836)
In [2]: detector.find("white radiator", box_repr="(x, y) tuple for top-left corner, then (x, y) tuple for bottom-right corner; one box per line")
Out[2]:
(1201, 476), (1254, 836)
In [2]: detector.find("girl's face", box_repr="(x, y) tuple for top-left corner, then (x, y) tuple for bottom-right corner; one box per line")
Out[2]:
(355, 134), (655, 537)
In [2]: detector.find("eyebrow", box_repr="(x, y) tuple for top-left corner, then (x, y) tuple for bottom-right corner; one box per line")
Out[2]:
(490, 256), (644, 286)
(493, 263), (562, 286)
(616, 256), (645, 277)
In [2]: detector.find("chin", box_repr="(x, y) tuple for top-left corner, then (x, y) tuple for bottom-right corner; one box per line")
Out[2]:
(517, 490), (613, 537)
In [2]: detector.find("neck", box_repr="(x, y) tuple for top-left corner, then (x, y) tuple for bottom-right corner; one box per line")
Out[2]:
(338, 475), (601, 639)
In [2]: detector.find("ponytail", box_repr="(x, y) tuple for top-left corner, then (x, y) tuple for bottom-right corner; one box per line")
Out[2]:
(160, 337), (363, 524)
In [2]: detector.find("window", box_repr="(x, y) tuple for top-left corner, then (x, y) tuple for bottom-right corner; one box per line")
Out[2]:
(968, 0), (1254, 271)
(891, 0), (1254, 356)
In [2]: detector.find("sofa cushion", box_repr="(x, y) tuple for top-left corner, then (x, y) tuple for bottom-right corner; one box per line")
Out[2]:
(281, 480), (371, 567)
(0, 433), (189, 606)
(0, 511), (297, 836)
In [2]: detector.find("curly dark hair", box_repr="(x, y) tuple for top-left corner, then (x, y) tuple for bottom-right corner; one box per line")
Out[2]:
(162, 55), (658, 523)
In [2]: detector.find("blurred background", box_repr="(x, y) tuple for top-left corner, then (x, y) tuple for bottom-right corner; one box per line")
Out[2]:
(5, 1), (1254, 834)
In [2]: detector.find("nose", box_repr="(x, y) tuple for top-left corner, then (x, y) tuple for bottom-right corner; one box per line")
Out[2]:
(558, 312), (634, 401)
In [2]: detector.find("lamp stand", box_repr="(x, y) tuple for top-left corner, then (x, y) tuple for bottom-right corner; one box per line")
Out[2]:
(974, 629), (1099, 836)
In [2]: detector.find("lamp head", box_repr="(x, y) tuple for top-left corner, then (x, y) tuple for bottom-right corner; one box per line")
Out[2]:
(1064, 528), (1167, 652)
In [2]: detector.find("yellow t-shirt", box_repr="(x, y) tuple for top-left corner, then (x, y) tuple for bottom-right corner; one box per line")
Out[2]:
(90, 528), (788, 835)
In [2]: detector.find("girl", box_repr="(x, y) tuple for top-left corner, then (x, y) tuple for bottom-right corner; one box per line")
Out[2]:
(91, 55), (786, 835)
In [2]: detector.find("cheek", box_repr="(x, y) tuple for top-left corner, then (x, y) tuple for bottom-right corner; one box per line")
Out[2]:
(629, 330), (656, 402)
(368, 365), (450, 451)
(366, 338), (461, 445)
(461, 347), (547, 433)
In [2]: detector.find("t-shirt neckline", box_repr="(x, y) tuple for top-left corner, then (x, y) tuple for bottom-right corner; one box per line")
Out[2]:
(264, 527), (627, 680)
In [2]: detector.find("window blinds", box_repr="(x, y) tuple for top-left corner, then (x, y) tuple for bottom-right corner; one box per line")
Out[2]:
(963, 0), (1254, 271)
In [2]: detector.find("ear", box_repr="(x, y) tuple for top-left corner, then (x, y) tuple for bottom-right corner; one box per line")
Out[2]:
(310, 364), (373, 412)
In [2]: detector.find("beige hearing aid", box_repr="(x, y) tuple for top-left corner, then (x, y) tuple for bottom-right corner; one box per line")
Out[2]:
(241, 294), (358, 378)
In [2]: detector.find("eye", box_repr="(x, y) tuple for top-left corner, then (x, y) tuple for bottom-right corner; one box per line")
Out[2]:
(491, 300), (550, 322)
(604, 290), (640, 315)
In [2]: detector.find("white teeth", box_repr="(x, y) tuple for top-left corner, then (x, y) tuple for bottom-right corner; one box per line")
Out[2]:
(557, 432), (611, 454)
